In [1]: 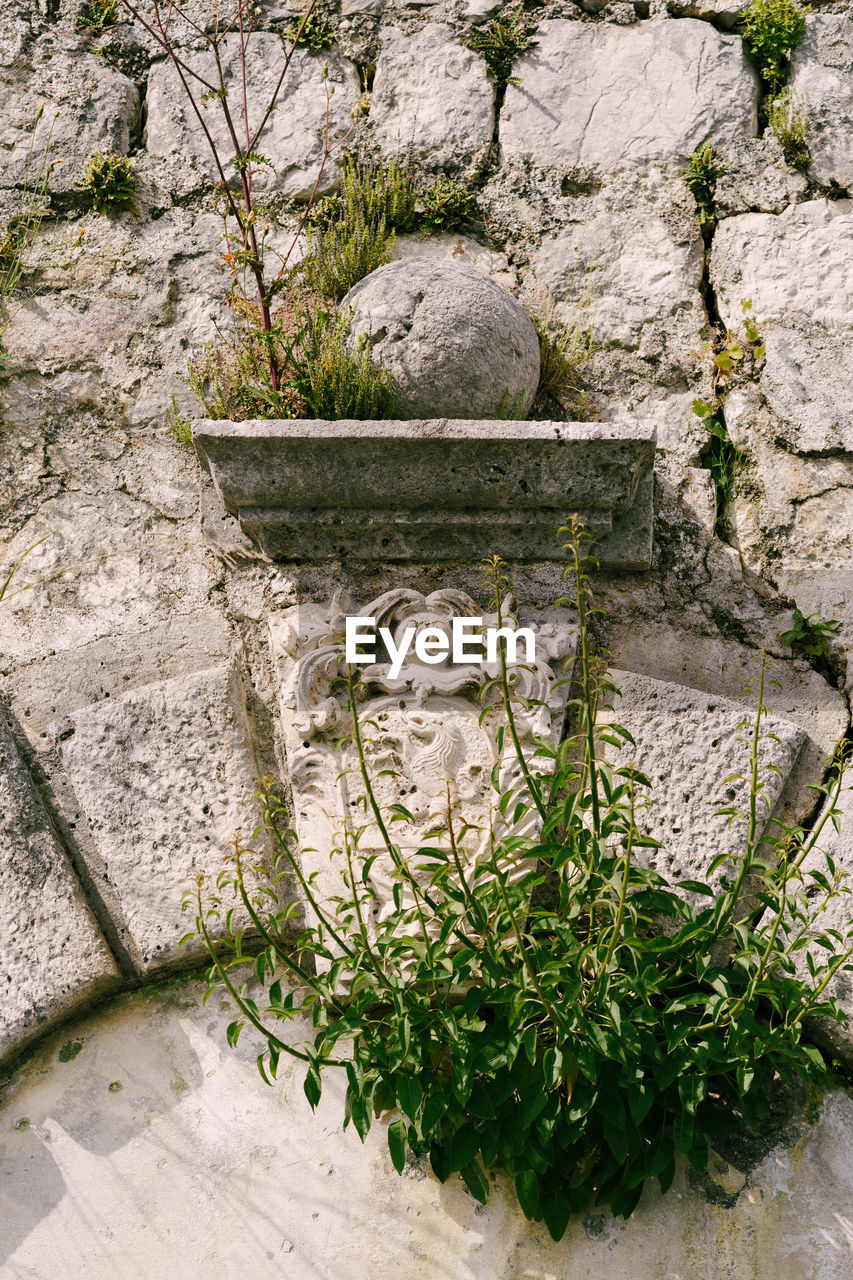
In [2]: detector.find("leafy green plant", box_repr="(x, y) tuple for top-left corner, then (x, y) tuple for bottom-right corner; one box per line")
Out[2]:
(682, 143), (728, 226)
(76, 0), (118, 26)
(288, 301), (396, 419)
(418, 178), (477, 231)
(166, 396), (194, 449)
(740, 0), (809, 95)
(465, 4), (538, 88)
(530, 284), (596, 419)
(285, 9), (335, 54)
(186, 522), (852, 1236)
(767, 88), (810, 167)
(76, 152), (137, 216)
(303, 207), (394, 302)
(310, 159), (418, 235)
(781, 609), (841, 660)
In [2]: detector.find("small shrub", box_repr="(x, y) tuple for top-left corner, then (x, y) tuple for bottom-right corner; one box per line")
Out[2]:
(767, 88), (810, 167)
(309, 160), (417, 235)
(303, 207), (394, 302)
(77, 152), (137, 216)
(465, 4), (538, 88)
(187, 526), (853, 1236)
(166, 396), (194, 449)
(781, 608), (841, 660)
(419, 178), (476, 231)
(682, 143), (727, 226)
(76, 0), (118, 27)
(289, 301), (396, 419)
(285, 10), (335, 54)
(740, 0), (809, 95)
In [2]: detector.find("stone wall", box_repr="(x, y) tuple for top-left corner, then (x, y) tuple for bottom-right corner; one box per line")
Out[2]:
(1, 0), (852, 1274)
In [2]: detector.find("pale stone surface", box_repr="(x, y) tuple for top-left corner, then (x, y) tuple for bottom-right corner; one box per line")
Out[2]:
(370, 24), (494, 179)
(146, 35), (361, 200)
(714, 135), (809, 217)
(60, 666), (262, 972)
(759, 321), (853, 453)
(0, 49), (139, 191)
(711, 200), (853, 331)
(0, 719), (118, 1064)
(393, 232), (515, 288)
(500, 19), (758, 177)
(605, 671), (806, 893)
(342, 259), (540, 419)
(1, 982), (853, 1278)
(791, 11), (853, 188)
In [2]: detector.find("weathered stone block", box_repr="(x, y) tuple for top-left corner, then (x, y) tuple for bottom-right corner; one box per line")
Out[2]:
(0, 718), (119, 1065)
(605, 670), (806, 895)
(791, 12), (853, 188)
(500, 19), (758, 177)
(146, 35), (360, 200)
(193, 419), (656, 568)
(370, 24), (494, 179)
(61, 666), (262, 972)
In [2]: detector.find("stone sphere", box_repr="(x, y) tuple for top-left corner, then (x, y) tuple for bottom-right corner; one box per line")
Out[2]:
(341, 258), (541, 420)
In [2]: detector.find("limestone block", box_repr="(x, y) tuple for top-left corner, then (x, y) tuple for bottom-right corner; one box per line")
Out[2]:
(341, 259), (540, 419)
(0, 51), (139, 191)
(146, 35), (361, 200)
(605, 670), (806, 894)
(392, 232), (515, 289)
(192, 418), (657, 567)
(759, 322), (853, 453)
(791, 11), (853, 188)
(370, 24), (494, 179)
(530, 207), (704, 350)
(500, 19), (758, 177)
(714, 135), (809, 217)
(711, 200), (853, 331)
(61, 666), (261, 971)
(0, 718), (118, 1065)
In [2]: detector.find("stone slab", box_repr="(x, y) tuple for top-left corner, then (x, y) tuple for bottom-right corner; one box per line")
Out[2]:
(146, 35), (360, 200)
(605, 670), (806, 896)
(0, 718), (119, 1067)
(500, 19), (758, 177)
(370, 23), (494, 179)
(61, 666), (262, 972)
(193, 418), (657, 567)
(791, 11), (853, 188)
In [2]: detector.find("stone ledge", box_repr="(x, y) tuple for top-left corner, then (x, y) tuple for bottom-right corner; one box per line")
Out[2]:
(192, 419), (656, 569)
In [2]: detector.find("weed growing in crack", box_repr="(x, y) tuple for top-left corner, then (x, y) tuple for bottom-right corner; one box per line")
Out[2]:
(781, 609), (841, 661)
(185, 523), (853, 1237)
(0, 107), (55, 365)
(740, 0), (809, 96)
(419, 177), (477, 231)
(77, 152), (137, 216)
(284, 9), (335, 54)
(682, 143), (728, 227)
(767, 88), (811, 167)
(529, 284), (596, 420)
(465, 4), (538, 88)
(76, 0), (118, 26)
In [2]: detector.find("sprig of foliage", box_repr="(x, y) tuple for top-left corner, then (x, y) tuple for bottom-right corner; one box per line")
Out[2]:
(767, 88), (810, 167)
(682, 143), (728, 226)
(288, 300), (396, 419)
(418, 178), (477, 231)
(76, 152), (138, 216)
(166, 396), (194, 449)
(285, 10), (335, 54)
(740, 0), (809, 95)
(76, 0), (118, 27)
(781, 609), (841, 660)
(309, 160), (418, 235)
(303, 207), (394, 302)
(465, 5), (538, 88)
(186, 522), (852, 1236)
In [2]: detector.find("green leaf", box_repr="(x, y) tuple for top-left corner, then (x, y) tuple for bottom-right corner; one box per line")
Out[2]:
(388, 1118), (407, 1174)
(460, 1159), (490, 1205)
(515, 1168), (540, 1220)
(398, 1075), (423, 1119)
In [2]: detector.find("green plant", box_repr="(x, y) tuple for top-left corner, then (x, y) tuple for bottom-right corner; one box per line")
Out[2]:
(303, 207), (394, 302)
(77, 152), (137, 216)
(285, 9), (335, 54)
(465, 4), (538, 88)
(740, 0), (809, 95)
(310, 159), (418, 235)
(76, 0), (118, 26)
(418, 178), (477, 231)
(166, 396), (194, 449)
(186, 523), (852, 1236)
(767, 88), (810, 166)
(682, 143), (728, 226)
(530, 284), (596, 418)
(289, 300), (396, 419)
(781, 609), (841, 660)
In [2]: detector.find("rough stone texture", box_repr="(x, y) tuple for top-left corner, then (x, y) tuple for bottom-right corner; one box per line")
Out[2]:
(369, 24), (494, 179)
(0, 718), (119, 1064)
(393, 232), (515, 289)
(60, 667), (262, 972)
(0, 46), (139, 192)
(342, 259), (540, 420)
(791, 11), (853, 188)
(605, 671), (806, 892)
(2, 982), (853, 1278)
(146, 35), (361, 200)
(500, 19), (758, 177)
(193, 418), (656, 565)
(714, 135), (809, 217)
